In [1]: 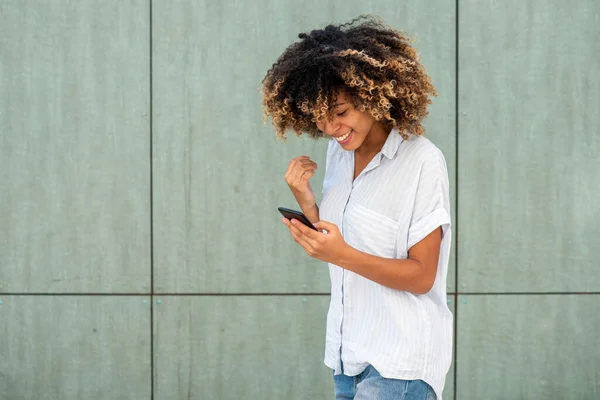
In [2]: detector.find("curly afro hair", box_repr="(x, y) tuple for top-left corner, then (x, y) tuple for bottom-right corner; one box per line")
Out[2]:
(261, 15), (437, 140)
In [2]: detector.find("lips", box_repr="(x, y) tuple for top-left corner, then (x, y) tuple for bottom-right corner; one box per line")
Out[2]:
(335, 129), (353, 144)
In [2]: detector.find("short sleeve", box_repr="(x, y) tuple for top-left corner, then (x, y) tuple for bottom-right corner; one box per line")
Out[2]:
(407, 150), (452, 250)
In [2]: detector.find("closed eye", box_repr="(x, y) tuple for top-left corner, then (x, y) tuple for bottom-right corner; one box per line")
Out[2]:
(336, 109), (348, 117)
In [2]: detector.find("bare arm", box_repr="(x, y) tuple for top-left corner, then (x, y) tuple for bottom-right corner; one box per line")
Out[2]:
(282, 219), (442, 295)
(284, 156), (320, 223)
(299, 204), (320, 225)
(338, 227), (442, 294)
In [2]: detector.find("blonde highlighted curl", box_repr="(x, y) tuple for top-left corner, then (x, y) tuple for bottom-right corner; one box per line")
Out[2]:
(261, 15), (437, 140)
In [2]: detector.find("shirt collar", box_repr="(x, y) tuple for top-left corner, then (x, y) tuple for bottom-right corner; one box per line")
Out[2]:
(381, 128), (404, 160)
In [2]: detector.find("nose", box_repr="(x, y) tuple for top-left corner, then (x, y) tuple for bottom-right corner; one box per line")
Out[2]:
(317, 117), (342, 136)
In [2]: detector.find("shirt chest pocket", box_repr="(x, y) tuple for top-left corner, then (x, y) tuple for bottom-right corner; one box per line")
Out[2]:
(343, 202), (399, 259)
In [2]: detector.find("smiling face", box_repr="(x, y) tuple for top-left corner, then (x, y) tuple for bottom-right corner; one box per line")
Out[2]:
(315, 91), (390, 153)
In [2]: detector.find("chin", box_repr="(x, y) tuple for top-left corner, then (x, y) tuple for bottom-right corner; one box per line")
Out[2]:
(344, 136), (366, 150)
(343, 142), (361, 151)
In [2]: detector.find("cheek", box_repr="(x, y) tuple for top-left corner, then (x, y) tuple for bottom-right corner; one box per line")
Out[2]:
(350, 115), (372, 134)
(358, 112), (377, 131)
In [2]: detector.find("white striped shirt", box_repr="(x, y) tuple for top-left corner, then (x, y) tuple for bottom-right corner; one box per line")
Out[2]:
(319, 128), (453, 399)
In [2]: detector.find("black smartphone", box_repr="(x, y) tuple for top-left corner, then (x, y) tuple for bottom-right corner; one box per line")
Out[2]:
(278, 207), (318, 231)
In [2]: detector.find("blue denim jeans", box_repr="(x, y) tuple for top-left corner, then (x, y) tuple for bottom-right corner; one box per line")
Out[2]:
(333, 364), (436, 400)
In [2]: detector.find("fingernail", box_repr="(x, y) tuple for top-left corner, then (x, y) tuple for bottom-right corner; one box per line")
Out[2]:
(291, 219), (297, 225)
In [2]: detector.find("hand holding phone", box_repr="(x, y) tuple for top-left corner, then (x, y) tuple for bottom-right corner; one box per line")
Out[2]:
(278, 207), (318, 231)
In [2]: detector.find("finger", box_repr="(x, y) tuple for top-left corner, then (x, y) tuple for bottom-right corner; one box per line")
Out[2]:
(290, 219), (321, 241)
(284, 159), (299, 180)
(299, 165), (317, 179)
(290, 156), (309, 163)
(314, 220), (337, 233)
(287, 219), (318, 244)
(283, 218), (302, 240)
(297, 163), (318, 174)
(292, 161), (317, 176)
(291, 167), (317, 186)
(300, 170), (316, 185)
(285, 159), (316, 183)
(289, 225), (307, 245)
(297, 159), (317, 167)
(297, 167), (316, 180)
(286, 220), (316, 251)
(290, 156), (310, 170)
(285, 157), (309, 176)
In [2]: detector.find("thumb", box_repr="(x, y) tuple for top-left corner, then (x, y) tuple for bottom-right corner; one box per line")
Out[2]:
(314, 220), (337, 232)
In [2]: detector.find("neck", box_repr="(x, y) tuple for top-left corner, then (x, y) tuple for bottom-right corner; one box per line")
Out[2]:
(356, 122), (391, 156)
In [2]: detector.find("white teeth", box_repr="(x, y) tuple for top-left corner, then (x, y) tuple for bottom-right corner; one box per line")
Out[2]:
(335, 129), (352, 142)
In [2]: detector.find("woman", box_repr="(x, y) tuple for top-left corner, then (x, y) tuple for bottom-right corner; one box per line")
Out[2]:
(261, 16), (452, 400)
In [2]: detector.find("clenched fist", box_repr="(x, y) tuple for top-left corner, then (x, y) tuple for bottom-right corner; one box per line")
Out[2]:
(284, 156), (317, 210)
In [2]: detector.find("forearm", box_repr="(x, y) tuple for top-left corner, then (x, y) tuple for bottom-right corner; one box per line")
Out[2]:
(337, 246), (434, 295)
(298, 202), (319, 224)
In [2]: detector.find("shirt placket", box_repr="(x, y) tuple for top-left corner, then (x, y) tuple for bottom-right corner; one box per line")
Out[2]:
(338, 152), (354, 375)
(337, 151), (384, 375)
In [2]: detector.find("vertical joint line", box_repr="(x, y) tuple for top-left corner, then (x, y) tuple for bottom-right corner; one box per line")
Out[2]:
(149, 1), (154, 400)
(453, 1), (459, 399)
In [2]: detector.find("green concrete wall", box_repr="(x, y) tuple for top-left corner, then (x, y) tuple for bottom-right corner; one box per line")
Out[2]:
(1, 0), (598, 398)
